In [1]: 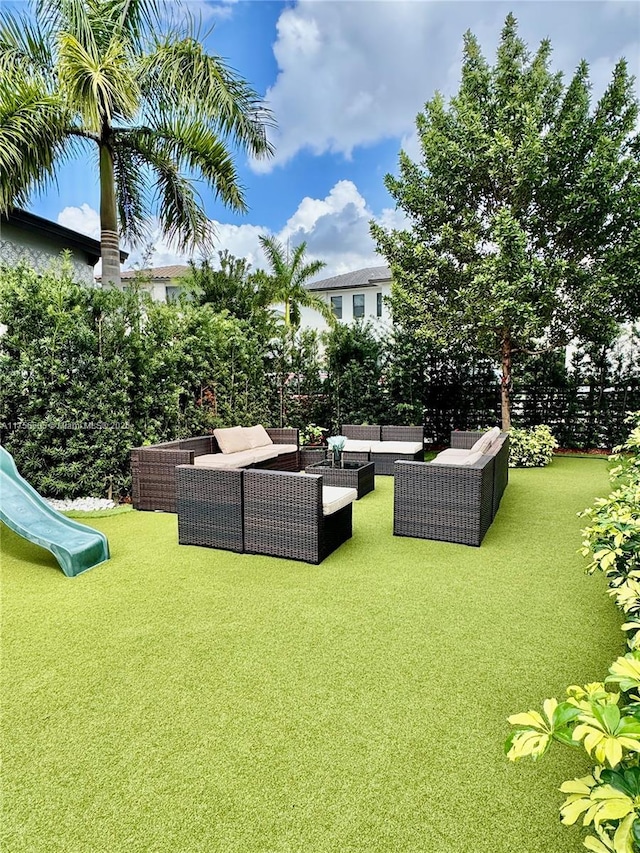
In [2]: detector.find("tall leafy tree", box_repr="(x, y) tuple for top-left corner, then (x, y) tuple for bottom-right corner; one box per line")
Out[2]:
(185, 250), (260, 319)
(0, 0), (274, 287)
(371, 14), (640, 429)
(258, 236), (335, 331)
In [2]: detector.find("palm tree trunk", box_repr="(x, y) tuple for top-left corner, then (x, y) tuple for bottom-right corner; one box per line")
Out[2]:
(99, 142), (121, 288)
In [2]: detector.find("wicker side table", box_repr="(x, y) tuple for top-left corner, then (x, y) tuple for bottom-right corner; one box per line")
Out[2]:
(305, 460), (375, 499)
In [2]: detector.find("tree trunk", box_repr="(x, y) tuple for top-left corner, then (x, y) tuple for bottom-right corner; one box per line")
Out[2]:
(99, 142), (121, 288)
(500, 334), (512, 431)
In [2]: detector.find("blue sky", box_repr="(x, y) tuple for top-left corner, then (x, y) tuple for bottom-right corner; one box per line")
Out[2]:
(6, 0), (640, 277)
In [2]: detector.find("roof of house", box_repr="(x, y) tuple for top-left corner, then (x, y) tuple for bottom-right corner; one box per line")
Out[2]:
(2, 209), (128, 264)
(306, 265), (391, 292)
(119, 264), (190, 280)
(96, 264), (190, 283)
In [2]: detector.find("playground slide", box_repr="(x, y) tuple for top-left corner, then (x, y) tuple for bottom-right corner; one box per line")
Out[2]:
(0, 445), (110, 577)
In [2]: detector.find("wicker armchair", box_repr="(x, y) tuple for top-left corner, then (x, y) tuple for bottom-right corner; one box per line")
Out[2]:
(393, 432), (509, 546)
(243, 469), (353, 564)
(176, 466), (244, 553)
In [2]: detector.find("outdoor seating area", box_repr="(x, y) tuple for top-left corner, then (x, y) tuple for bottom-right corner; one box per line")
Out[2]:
(136, 424), (509, 557)
(1, 458), (621, 853)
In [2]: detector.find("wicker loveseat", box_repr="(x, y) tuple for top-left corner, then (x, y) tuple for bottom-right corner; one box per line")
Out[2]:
(176, 466), (356, 564)
(393, 430), (509, 546)
(340, 425), (424, 475)
(131, 427), (299, 513)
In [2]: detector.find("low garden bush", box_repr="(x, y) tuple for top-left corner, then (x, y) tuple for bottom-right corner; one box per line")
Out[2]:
(509, 425), (557, 468)
(506, 413), (640, 852)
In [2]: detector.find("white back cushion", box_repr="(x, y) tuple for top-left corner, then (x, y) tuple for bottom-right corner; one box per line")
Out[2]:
(243, 425), (273, 448)
(214, 426), (250, 454)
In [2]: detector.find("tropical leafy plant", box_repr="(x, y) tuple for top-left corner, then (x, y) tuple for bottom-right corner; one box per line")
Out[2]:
(257, 236), (334, 331)
(0, 0), (274, 286)
(506, 415), (640, 851)
(509, 424), (557, 467)
(300, 424), (327, 446)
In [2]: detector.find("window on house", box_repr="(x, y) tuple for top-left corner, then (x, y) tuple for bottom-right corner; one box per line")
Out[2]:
(165, 285), (182, 303)
(353, 293), (365, 319)
(331, 295), (342, 319)
(376, 292), (383, 317)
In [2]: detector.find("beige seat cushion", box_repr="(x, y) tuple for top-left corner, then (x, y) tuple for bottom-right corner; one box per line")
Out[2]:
(251, 445), (280, 463)
(434, 448), (472, 462)
(370, 440), (422, 454)
(343, 439), (371, 452)
(214, 426), (251, 454)
(243, 425), (273, 448)
(272, 443), (298, 455)
(430, 449), (485, 467)
(194, 450), (256, 469)
(322, 486), (357, 516)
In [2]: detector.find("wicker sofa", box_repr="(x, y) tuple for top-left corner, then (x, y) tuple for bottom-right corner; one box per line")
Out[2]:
(341, 425), (424, 475)
(393, 430), (509, 546)
(176, 466), (356, 564)
(131, 427), (299, 513)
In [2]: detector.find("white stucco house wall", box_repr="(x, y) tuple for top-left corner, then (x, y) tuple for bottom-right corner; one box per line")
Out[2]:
(0, 208), (127, 283)
(97, 264), (191, 302)
(299, 265), (392, 333)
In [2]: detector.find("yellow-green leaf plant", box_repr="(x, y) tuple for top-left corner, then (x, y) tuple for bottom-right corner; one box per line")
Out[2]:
(506, 415), (640, 851)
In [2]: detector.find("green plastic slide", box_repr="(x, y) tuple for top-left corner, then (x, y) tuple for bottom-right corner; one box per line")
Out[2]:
(0, 445), (110, 577)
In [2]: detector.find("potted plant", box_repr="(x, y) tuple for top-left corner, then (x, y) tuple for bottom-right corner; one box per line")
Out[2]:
(300, 424), (328, 447)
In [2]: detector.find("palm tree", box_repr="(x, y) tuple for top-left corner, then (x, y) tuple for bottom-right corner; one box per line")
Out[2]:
(0, 0), (274, 287)
(258, 236), (335, 330)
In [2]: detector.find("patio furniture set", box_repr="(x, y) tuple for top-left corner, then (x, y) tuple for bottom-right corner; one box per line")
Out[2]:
(130, 425), (509, 562)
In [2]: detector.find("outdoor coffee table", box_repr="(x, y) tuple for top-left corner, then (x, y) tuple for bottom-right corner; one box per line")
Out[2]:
(305, 459), (375, 499)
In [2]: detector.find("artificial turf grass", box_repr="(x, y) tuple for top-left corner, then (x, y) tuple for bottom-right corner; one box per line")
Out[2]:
(0, 458), (623, 853)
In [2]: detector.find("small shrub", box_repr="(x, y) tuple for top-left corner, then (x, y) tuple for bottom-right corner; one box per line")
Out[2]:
(509, 425), (557, 468)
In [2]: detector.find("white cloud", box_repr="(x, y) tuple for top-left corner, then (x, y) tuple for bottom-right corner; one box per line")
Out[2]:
(57, 204), (101, 240)
(253, 0), (639, 173)
(61, 181), (403, 280)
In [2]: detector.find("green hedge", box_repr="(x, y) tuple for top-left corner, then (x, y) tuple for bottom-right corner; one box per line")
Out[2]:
(0, 263), (268, 498)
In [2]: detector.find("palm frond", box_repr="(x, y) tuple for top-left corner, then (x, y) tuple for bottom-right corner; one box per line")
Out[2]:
(0, 74), (69, 212)
(0, 11), (54, 77)
(58, 31), (139, 129)
(144, 116), (246, 211)
(111, 142), (150, 242)
(121, 134), (214, 252)
(139, 35), (274, 159)
(259, 236), (290, 281)
(35, 0), (97, 57)
(115, 0), (162, 44)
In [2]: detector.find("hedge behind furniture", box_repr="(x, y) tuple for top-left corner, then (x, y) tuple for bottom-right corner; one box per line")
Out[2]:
(393, 432), (509, 546)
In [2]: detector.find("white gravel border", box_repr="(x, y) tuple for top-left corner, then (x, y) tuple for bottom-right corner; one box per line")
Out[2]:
(46, 497), (117, 512)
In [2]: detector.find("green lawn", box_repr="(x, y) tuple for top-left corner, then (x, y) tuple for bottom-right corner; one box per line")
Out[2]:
(1, 458), (622, 853)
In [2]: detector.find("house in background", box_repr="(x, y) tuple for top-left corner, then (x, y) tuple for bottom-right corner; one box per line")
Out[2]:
(300, 265), (392, 333)
(97, 265), (191, 302)
(0, 208), (127, 284)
